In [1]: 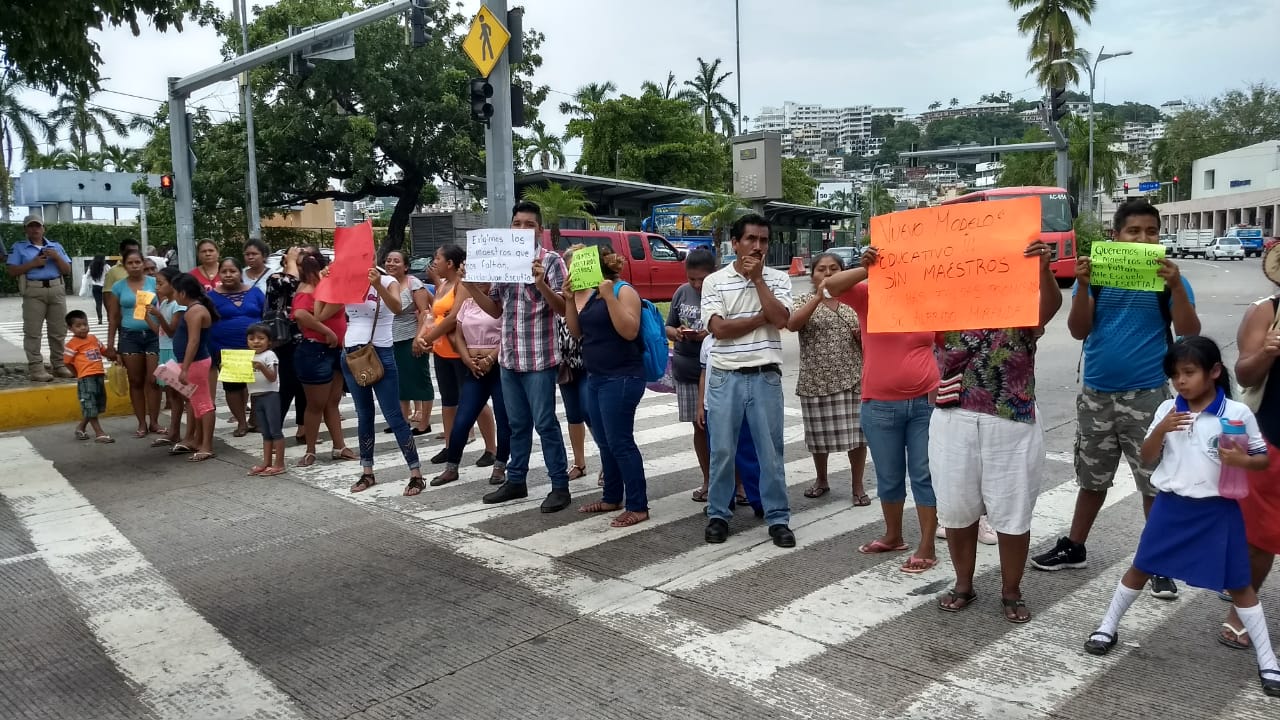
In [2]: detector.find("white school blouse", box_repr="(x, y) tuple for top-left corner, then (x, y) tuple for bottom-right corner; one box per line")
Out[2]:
(1145, 390), (1266, 498)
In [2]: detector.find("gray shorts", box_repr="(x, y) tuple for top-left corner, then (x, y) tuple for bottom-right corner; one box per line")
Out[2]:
(251, 392), (284, 441)
(1074, 385), (1169, 496)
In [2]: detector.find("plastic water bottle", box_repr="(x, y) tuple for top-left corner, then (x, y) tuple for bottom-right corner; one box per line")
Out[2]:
(1218, 419), (1251, 500)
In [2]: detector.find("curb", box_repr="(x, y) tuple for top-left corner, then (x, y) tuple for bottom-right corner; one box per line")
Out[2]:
(0, 382), (134, 431)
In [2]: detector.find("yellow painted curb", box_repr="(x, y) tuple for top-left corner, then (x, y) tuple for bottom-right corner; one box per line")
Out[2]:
(0, 382), (134, 431)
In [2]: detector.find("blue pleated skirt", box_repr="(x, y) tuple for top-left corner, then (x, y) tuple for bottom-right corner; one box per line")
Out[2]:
(1133, 492), (1252, 591)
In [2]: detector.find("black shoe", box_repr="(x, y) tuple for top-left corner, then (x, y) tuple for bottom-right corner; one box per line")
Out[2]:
(1083, 631), (1117, 656)
(705, 518), (729, 544)
(769, 524), (796, 548)
(1149, 575), (1179, 600)
(1031, 536), (1087, 571)
(752, 505), (764, 519)
(411, 427), (430, 437)
(1261, 669), (1280, 697)
(429, 448), (448, 464)
(483, 482), (528, 504)
(383, 426), (395, 434)
(541, 488), (572, 513)
(475, 451), (496, 467)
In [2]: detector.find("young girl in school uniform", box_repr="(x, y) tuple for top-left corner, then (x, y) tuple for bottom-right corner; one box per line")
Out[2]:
(1083, 336), (1280, 697)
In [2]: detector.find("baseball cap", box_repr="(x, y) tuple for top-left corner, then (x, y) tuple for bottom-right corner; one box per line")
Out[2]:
(22, 214), (44, 227)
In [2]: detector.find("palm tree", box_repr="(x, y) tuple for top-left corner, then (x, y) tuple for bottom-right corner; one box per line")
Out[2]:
(1063, 114), (1132, 197)
(23, 148), (75, 169)
(558, 81), (617, 119)
(521, 182), (595, 249)
(680, 193), (750, 247)
(99, 144), (142, 173)
(0, 69), (55, 222)
(521, 122), (566, 170)
(682, 57), (739, 136)
(928, 100), (942, 111)
(949, 97), (960, 108)
(1009, 0), (1097, 87)
(48, 90), (128, 218)
(641, 71), (690, 101)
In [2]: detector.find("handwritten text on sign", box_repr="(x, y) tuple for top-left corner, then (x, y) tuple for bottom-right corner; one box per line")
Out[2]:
(568, 245), (604, 291)
(465, 229), (536, 284)
(1090, 242), (1165, 292)
(866, 197), (1042, 333)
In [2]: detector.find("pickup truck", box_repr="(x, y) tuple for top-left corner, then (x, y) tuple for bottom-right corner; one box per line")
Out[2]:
(1174, 229), (1215, 258)
(547, 229), (689, 302)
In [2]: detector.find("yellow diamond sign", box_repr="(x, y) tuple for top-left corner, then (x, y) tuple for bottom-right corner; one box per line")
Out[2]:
(462, 6), (510, 79)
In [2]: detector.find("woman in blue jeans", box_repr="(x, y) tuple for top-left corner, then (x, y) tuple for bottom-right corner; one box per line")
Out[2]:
(430, 284), (510, 487)
(563, 246), (649, 527)
(343, 267), (426, 496)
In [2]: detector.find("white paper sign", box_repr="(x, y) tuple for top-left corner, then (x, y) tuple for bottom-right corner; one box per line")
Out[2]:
(465, 228), (536, 284)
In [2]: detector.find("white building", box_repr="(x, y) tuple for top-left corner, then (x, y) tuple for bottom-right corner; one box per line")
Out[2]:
(1122, 122), (1166, 165)
(918, 102), (1010, 123)
(974, 161), (1002, 189)
(754, 102), (905, 156)
(1156, 140), (1280, 236)
(815, 180), (856, 207)
(1160, 100), (1188, 118)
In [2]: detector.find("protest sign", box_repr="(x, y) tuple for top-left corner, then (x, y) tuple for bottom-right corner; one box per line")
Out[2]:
(153, 360), (197, 398)
(465, 229), (536, 284)
(568, 245), (603, 291)
(218, 349), (256, 383)
(1090, 242), (1165, 292)
(133, 290), (155, 320)
(866, 197), (1041, 333)
(315, 221), (375, 304)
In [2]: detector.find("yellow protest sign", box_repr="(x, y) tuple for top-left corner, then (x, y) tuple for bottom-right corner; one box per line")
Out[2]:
(569, 245), (604, 291)
(866, 197), (1042, 332)
(133, 290), (155, 321)
(462, 6), (510, 78)
(1090, 242), (1166, 292)
(219, 349), (256, 383)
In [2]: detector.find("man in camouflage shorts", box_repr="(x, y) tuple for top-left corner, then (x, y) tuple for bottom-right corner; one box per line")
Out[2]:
(1031, 199), (1200, 600)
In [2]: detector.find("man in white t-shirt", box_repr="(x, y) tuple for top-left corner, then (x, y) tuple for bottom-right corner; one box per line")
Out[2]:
(700, 213), (794, 548)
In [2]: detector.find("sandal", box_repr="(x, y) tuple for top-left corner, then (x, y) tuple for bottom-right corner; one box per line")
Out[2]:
(858, 539), (909, 554)
(247, 465), (268, 476)
(404, 477), (426, 497)
(187, 451), (215, 462)
(938, 589), (978, 613)
(350, 473), (376, 493)
(258, 467), (286, 477)
(75, 430), (90, 441)
(597, 471), (604, 487)
(900, 555), (938, 574)
(1000, 597), (1031, 624)
(691, 488), (708, 502)
(133, 428), (148, 439)
(169, 443), (193, 455)
(150, 437), (172, 447)
(94, 435), (115, 444)
(852, 492), (871, 507)
(735, 492), (749, 505)
(610, 510), (649, 528)
(232, 426), (248, 438)
(803, 483), (830, 498)
(1219, 622), (1250, 650)
(296, 452), (317, 468)
(332, 447), (356, 461)
(568, 464), (587, 481)
(579, 501), (622, 514)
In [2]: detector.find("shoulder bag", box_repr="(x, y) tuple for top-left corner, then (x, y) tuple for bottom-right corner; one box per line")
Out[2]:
(345, 293), (385, 387)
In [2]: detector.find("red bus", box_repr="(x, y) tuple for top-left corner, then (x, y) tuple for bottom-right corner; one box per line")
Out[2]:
(938, 186), (1076, 286)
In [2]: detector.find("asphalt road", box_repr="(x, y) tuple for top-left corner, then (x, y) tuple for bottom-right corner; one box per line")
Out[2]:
(1, 255), (1278, 720)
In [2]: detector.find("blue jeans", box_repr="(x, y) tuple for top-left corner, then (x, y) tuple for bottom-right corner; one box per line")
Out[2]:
(448, 366), (510, 465)
(500, 366), (569, 489)
(340, 345), (419, 471)
(706, 416), (761, 512)
(706, 367), (789, 525)
(584, 373), (647, 512)
(559, 375), (589, 426)
(861, 395), (935, 505)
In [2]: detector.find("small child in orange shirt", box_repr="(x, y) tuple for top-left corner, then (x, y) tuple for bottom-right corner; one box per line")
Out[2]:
(64, 310), (113, 443)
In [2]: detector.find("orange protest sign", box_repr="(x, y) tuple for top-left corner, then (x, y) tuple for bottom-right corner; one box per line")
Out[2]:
(866, 197), (1042, 333)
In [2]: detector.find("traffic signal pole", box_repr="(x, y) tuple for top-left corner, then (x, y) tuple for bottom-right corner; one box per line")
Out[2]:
(483, 0), (515, 228)
(165, 0), (415, 269)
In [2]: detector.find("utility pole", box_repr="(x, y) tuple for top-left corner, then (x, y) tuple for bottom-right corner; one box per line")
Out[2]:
(734, 0), (742, 134)
(238, 0), (262, 241)
(482, 0), (515, 228)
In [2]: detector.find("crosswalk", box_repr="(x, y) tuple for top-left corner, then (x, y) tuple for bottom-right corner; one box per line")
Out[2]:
(201, 387), (1279, 719)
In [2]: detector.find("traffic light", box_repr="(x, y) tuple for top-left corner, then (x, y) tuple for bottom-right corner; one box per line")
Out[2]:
(469, 78), (494, 123)
(1050, 87), (1069, 122)
(1123, 181), (1129, 193)
(510, 84), (525, 128)
(160, 174), (174, 198)
(286, 26), (313, 79)
(409, 3), (428, 48)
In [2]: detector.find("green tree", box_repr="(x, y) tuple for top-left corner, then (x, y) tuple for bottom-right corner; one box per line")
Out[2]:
(781, 157), (818, 205)
(928, 100), (942, 111)
(875, 121), (921, 165)
(860, 182), (894, 220)
(574, 94), (728, 191)
(1009, 0), (1097, 87)
(559, 81), (616, 120)
(522, 121), (565, 170)
(24, 148), (76, 170)
(922, 114), (1033, 149)
(949, 97), (959, 108)
(48, 90), (128, 153)
(99, 144), (142, 172)
(0, 1), (216, 95)
(980, 91), (1014, 104)
(1061, 113), (1132, 197)
(1, 69), (55, 222)
(998, 128), (1055, 187)
(680, 193), (749, 246)
(869, 114), (896, 137)
(682, 57), (738, 136)
(640, 72), (690, 102)
(521, 182), (594, 249)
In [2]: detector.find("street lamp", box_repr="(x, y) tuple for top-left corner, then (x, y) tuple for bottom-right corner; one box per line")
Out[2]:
(1053, 47), (1132, 221)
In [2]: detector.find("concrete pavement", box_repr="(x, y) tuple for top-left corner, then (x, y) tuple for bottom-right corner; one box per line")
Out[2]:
(2, 256), (1279, 719)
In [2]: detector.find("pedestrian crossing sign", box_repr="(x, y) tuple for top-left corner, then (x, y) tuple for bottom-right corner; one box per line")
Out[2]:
(462, 6), (510, 79)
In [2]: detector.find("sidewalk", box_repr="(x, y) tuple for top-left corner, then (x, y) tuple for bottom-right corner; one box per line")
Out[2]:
(0, 294), (101, 368)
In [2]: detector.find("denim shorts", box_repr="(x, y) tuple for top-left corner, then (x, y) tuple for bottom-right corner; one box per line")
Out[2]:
(118, 328), (159, 355)
(294, 340), (341, 385)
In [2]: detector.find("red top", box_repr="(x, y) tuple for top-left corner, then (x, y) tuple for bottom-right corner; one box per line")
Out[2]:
(192, 266), (219, 291)
(840, 282), (939, 402)
(291, 290), (347, 345)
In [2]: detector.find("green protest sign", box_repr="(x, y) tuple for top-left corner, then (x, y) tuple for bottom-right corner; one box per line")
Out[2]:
(1090, 242), (1166, 292)
(569, 245), (604, 291)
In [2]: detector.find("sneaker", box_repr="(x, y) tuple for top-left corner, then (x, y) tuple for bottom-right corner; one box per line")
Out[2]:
(1030, 536), (1087, 571)
(977, 516), (998, 546)
(1150, 575), (1179, 600)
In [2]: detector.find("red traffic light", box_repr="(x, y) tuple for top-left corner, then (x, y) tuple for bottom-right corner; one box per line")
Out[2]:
(1173, 175), (1179, 184)
(1123, 181), (1129, 191)
(159, 174), (174, 198)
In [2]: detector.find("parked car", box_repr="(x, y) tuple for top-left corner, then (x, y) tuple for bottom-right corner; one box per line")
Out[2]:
(548, 229), (689, 301)
(264, 248), (333, 275)
(825, 245), (863, 269)
(1206, 237), (1245, 261)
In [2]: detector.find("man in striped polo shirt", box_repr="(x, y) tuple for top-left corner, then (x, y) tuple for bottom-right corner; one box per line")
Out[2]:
(701, 213), (796, 547)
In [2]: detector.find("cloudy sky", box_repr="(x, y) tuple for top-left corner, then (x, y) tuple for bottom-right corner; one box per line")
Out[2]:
(15, 0), (1277, 167)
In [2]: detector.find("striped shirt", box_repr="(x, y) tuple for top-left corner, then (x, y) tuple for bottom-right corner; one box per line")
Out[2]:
(701, 263), (792, 370)
(487, 249), (566, 372)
